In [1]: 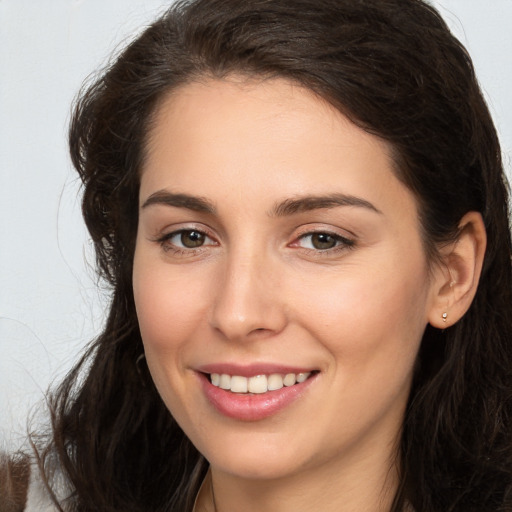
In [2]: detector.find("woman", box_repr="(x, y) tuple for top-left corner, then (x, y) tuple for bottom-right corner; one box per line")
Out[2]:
(7, 0), (512, 510)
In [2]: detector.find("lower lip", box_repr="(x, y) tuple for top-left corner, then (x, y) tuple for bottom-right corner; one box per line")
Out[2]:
(199, 373), (317, 421)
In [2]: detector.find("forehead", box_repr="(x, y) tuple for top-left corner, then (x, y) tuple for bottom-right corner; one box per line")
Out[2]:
(140, 77), (415, 220)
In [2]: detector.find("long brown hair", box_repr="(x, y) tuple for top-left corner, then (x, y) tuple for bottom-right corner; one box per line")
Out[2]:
(35, 1), (512, 510)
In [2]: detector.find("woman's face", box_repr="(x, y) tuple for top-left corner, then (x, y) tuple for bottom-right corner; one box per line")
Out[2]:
(133, 77), (441, 481)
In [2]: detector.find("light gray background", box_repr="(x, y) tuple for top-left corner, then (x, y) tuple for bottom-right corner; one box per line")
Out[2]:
(1, 0), (511, 451)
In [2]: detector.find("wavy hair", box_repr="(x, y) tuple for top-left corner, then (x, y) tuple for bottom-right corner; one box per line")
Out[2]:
(35, 1), (512, 510)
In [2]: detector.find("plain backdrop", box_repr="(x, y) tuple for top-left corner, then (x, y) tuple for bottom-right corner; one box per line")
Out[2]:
(1, 0), (511, 451)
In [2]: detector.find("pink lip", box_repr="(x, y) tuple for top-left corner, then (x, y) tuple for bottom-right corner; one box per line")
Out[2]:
(196, 368), (318, 422)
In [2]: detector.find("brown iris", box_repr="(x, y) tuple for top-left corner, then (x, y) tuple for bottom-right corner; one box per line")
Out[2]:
(180, 230), (205, 248)
(310, 233), (338, 250)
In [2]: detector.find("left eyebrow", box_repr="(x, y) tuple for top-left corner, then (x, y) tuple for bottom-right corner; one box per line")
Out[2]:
(270, 193), (382, 217)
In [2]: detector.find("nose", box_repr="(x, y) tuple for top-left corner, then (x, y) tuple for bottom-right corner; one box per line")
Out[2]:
(209, 249), (287, 341)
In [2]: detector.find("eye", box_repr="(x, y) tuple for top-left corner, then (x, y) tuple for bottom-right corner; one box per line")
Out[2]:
(173, 230), (207, 248)
(303, 233), (338, 250)
(157, 229), (217, 251)
(294, 231), (354, 251)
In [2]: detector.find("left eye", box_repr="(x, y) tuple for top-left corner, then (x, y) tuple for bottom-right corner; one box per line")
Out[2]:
(167, 229), (213, 249)
(296, 232), (351, 250)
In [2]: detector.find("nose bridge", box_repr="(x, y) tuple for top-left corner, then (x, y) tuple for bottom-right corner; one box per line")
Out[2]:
(210, 242), (285, 340)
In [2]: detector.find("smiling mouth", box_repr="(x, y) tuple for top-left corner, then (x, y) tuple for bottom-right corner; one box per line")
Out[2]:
(208, 372), (316, 394)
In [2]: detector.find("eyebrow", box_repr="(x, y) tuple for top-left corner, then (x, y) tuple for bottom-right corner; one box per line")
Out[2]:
(141, 190), (381, 216)
(141, 190), (216, 214)
(271, 193), (382, 216)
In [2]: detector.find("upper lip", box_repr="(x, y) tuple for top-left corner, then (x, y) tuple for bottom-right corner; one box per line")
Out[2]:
(196, 363), (317, 377)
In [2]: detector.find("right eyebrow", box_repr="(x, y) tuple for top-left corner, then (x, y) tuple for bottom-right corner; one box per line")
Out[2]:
(141, 190), (216, 214)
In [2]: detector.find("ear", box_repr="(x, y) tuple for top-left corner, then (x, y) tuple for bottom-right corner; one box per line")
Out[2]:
(428, 211), (487, 328)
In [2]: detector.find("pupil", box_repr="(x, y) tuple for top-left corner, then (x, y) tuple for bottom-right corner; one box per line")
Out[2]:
(312, 233), (336, 250)
(181, 230), (205, 248)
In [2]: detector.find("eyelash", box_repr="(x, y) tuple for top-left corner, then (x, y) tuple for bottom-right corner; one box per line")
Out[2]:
(291, 231), (355, 254)
(155, 228), (217, 256)
(154, 228), (356, 256)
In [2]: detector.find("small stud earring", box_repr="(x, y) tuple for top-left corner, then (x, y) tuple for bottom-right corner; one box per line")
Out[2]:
(442, 312), (448, 322)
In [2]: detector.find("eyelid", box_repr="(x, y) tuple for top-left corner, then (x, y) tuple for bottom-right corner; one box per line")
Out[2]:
(152, 222), (216, 240)
(292, 224), (356, 241)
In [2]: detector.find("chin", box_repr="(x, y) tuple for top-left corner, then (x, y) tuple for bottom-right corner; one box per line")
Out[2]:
(211, 453), (303, 481)
(198, 431), (316, 481)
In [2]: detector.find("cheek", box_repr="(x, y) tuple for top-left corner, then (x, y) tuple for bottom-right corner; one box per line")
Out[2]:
(293, 257), (430, 367)
(132, 251), (203, 410)
(298, 266), (429, 434)
(133, 252), (209, 354)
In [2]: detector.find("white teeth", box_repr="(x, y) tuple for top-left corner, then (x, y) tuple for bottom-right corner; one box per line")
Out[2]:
(283, 373), (296, 387)
(248, 375), (267, 394)
(296, 372), (309, 383)
(219, 374), (231, 390)
(209, 372), (312, 393)
(267, 374), (284, 391)
(230, 375), (248, 393)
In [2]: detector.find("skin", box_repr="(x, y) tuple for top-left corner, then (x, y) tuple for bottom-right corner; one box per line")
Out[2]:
(132, 77), (468, 511)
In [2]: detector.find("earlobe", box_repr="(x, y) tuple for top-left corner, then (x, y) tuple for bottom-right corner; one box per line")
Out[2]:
(428, 211), (487, 329)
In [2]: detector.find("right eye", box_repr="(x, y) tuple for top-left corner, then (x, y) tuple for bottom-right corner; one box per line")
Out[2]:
(157, 229), (217, 252)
